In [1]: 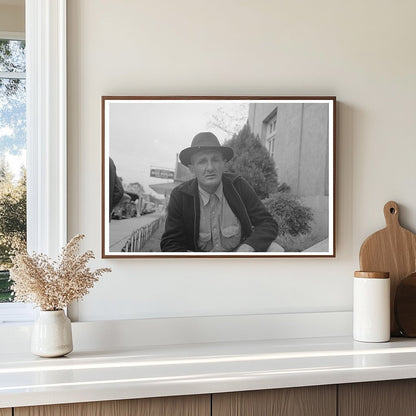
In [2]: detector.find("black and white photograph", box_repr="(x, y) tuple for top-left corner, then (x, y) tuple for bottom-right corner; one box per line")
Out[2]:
(102, 97), (335, 257)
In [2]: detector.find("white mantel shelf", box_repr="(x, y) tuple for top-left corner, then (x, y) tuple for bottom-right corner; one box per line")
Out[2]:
(2, 336), (416, 408)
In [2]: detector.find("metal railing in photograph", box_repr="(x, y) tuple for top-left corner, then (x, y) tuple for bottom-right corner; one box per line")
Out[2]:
(121, 216), (164, 252)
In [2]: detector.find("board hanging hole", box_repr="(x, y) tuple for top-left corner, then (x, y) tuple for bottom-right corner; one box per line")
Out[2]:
(390, 207), (396, 215)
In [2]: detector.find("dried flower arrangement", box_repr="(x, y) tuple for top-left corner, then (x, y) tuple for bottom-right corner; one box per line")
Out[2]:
(10, 234), (111, 311)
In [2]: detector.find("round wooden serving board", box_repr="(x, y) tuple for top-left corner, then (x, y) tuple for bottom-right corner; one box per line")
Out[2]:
(359, 201), (416, 336)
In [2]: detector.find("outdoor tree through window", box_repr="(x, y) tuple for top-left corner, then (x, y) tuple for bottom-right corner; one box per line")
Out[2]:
(0, 37), (27, 303)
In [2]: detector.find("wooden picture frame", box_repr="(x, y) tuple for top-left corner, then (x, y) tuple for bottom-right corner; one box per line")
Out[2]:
(102, 96), (336, 258)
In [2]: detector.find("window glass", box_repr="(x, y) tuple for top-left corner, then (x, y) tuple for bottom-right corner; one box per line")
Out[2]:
(0, 39), (26, 72)
(0, 38), (27, 303)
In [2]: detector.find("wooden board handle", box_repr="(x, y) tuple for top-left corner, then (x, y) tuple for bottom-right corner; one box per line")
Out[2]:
(384, 201), (400, 228)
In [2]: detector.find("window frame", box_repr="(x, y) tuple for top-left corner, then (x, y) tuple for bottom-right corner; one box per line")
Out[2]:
(26, 0), (67, 257)
(0, 0), (67, 323)
(0, 31), (24, 41)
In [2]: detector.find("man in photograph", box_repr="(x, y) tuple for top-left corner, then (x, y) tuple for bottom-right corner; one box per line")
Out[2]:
(109, 157), (124, 221)
(160, 132), (280, 252)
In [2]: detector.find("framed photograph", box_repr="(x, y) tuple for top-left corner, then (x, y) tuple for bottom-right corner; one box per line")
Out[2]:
(102, 96), (335, 258)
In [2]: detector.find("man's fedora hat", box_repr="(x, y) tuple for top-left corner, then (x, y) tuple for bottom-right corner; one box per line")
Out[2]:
(179, 132), (234, 167)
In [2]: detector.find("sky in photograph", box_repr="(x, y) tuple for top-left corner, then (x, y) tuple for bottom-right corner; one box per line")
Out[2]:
(108, 101), (249, 197)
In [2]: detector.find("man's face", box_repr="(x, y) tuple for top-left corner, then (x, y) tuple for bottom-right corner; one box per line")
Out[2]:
(189, 150), (226, 193)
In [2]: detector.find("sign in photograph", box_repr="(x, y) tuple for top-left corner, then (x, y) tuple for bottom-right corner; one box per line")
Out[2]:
(150, 168), (174, 179)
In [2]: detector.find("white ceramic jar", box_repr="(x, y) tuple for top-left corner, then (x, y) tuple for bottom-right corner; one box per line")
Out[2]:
(353, 271), (390, 343)
(31, 310), (73, 357)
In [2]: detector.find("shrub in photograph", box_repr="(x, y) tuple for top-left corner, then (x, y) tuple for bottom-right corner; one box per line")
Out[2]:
(263, 191), (313, 236)
(225, 124), (278, 199)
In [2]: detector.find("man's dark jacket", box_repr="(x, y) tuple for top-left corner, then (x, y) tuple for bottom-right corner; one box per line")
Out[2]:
(109, 157), (124, 219)
(160, 173), (278, 252)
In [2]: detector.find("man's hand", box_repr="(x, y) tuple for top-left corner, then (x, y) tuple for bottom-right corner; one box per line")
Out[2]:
(236, 243), (255, 252)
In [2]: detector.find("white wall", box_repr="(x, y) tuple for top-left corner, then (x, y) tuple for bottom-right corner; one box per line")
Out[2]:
(0, 3), (24, 33)
(67, 0), (416, 322)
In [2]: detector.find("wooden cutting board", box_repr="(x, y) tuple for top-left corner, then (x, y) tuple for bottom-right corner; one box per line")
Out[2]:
(395, 272), (416, 337)
(359, 201), (416, 336)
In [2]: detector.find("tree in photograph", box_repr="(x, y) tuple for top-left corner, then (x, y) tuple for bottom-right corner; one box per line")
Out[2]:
(224, 124), (278, 199)
(207, 103), (249, 136)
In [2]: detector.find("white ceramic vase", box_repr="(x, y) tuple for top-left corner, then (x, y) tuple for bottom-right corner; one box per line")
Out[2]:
(31, 310), (73, 357)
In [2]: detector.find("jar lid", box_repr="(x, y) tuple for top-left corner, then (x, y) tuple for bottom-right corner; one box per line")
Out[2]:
(354, 271), (389, 279)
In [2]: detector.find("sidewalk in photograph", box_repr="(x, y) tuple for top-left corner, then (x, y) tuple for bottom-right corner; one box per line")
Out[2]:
(140, 217), (165, 252)
(303, 238), (329, 252)
(109, 213), (164, 252)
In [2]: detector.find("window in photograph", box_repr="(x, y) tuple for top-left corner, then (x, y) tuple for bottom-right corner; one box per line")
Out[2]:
(267, 136), (276, 157)
(265, 114), (277, 157)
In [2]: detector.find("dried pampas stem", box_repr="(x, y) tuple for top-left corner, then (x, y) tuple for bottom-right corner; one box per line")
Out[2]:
(10, 234), (111, 311)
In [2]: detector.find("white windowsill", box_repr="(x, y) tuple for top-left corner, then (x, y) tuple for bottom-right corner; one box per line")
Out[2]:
(0, 303), (36, 325)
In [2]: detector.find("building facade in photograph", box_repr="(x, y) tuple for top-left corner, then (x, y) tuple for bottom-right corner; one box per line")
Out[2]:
(248, 102), (329, 245)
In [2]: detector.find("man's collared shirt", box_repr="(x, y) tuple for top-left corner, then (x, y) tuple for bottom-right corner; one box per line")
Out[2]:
(198, 183), (242, 252)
